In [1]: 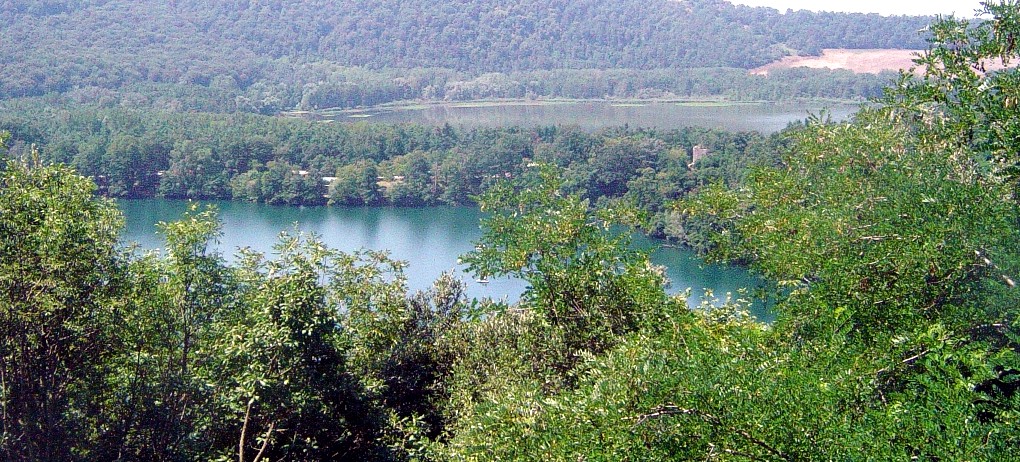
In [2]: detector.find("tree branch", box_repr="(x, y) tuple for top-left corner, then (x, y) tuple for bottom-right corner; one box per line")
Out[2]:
(252, 421), (275, 462)
(632, 405), (790, 461)
(975, 250), (1016, 288)
(239, 398), (254, 462)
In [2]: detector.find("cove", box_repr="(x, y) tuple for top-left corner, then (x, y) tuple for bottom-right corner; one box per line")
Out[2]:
(119, 199), (769, 319)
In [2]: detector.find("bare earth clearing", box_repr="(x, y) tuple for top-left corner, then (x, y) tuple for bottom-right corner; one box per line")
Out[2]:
(751, 49), (923, 75)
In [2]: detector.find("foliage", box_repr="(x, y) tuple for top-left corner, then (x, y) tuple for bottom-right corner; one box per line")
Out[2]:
(0, 0), (927, 110)
(197, 233), (394, 461)
(684, 109), (1018, 339)
(329, 160), (383, 206)
(439, 4), (1020, 460)
(0, 158), (124, 460)
(884, 0), (1020, 199)
(440, 298), (1020, 460)
(0, 106), (782, 248)
(105, 205), (235, 459)
(0, 167), (468, 460)
(463, 164), (668, 369)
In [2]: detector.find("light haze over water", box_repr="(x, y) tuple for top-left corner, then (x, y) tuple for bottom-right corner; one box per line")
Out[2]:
(730, 0), (984, 17)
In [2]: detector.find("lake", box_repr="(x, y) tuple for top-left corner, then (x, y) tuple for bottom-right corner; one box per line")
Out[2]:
(304, 100), (858, 133)
(119, 200), (769, 319)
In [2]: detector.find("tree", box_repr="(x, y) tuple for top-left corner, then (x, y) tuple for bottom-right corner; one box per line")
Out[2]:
(584, 136), (663, 199)
(442, 6), (1020, 460)
(884, 1), (1020, 200)
(199, 234), (392, 461)
(0, 157), (125, 460)
(463, 164), (667, 359)
(386, 151), (435, 206)
(329, 159), (382, 206)
(118, 206), (232, 458)
(102, 134), (144, 197)
(159, 140), (229, 199)
(684, 108), (1018, 339)
(0, 131), (8, 161)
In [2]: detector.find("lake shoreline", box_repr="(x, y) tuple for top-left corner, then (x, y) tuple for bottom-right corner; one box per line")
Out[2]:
(117, 199), (770, 320)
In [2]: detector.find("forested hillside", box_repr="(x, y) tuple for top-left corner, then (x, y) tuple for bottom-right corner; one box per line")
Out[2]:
(0, 0), (930, 110)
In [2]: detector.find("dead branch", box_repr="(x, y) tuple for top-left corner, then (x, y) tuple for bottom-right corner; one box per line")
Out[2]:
(975, 250), (1017, 288)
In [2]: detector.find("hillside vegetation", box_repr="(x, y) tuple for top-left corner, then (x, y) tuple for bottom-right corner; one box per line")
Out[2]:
(0, 0), (931, 110)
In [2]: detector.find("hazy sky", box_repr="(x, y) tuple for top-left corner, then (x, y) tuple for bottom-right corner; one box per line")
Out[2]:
(730, 0), (986, 17)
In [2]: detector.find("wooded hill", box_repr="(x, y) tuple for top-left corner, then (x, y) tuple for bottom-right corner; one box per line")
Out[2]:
(1, 0), (931, 109)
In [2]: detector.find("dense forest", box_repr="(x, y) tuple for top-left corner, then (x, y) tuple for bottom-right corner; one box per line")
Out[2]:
(3, 66), (898, 114)
(0, 0), (929, 111)
(2, 4), (1020, 460)
(0, 100), (786, 248)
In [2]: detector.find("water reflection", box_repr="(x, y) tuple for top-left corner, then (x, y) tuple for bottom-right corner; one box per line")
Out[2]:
(119, 200), (769, 319)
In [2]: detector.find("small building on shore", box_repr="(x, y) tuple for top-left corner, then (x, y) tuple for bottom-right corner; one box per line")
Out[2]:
(690, 145), (709, 168)
(692, 145), (709, 164)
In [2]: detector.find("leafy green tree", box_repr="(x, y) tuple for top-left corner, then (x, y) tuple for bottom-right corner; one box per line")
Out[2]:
(230, 166), (264, 203)
(385, 151), (435, 206)
(159, 140), (230, 199)
(584, 136), (663, 199)
(0, 131), (9, 161)
(374, 275), (471, 445)
(102, 134), (144, 197)
(90, 205), (232, 459)
(0, 157), (125, 460)
(329, 159), (382, 206)
(435, 151), (475, 205)
(885, 1), (1020, 199)
(199, 234), (392, 461)
(221, 137), (274, 177)
(463, 164), (667, 361)
(441, 6), (1020, 460)
(684, 109), (1018, 339)
(443, 88), (1020, 462)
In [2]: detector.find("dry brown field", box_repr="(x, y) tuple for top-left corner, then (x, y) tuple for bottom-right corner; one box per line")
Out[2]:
(751, 49), (923, 75)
